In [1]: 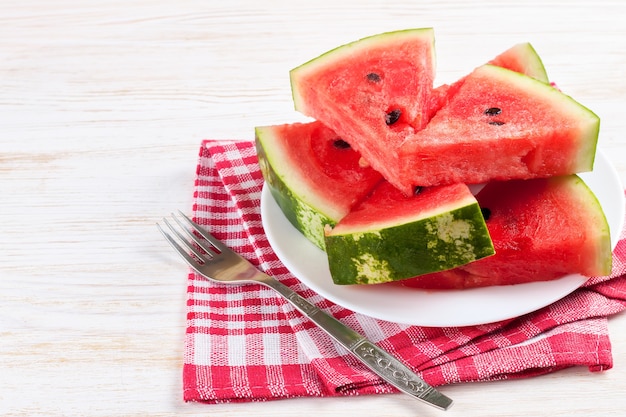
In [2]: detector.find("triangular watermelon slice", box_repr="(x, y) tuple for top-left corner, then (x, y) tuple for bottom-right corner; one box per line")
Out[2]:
(397, 64), (600, 191)
(488, 42), (549, 83)
(255, 121), (382, 249)
(324, 181), (494, 285)
(428, 42), (549, 120)
(290, 28), (436, 190)
(399, 174), (612, 289)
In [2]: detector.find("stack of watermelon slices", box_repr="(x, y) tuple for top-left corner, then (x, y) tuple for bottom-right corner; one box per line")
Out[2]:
(255, 28), (612, 289)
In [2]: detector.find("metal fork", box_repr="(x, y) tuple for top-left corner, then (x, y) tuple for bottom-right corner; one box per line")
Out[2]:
(158, 211), (453, 411)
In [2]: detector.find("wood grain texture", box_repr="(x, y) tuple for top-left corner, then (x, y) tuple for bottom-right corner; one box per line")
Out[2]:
(1, 1), (625, 416)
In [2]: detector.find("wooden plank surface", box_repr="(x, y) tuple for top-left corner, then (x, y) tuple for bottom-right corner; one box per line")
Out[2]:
(1, 1), (625, 416)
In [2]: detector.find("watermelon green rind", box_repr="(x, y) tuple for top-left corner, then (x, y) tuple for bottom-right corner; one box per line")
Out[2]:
(325, 202), (494, 285)
(263, 168), (333, 250)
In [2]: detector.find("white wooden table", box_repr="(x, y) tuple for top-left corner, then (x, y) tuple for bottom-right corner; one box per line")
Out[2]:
(1, 1), (625, 416)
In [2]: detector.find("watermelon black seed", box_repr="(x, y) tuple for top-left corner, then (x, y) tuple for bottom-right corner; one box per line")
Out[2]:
(481, 207), (492, 220)
(484, 107), (502, 116)
(333, 138), (351, 149)
(385, 109), (402, 125)
(413, 186), (422, 195)
(488, 121), (505, 126)
(366, 72), (381, 83)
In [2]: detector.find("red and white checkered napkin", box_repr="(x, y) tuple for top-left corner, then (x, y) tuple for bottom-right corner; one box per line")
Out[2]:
(183, 139), (626, 403)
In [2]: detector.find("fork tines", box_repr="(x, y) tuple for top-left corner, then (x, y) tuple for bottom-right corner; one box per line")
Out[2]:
(157, 211), (225, 266)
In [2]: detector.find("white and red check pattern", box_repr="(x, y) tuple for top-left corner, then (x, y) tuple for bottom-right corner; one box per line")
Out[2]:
(183, 140), (626, 403)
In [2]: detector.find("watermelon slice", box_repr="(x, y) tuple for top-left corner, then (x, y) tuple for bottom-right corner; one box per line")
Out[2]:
(400, 174), (612, 289)
(488, 42), (549, 83)
(324, 181), (494, 285)
(290, 28), (436, 190)
(397, 64), (600, 191)
(255, 121), (382, 249)
(428, 42), (549, 120)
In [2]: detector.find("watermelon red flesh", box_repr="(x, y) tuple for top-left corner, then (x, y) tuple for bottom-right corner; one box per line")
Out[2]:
(290, 28), (436, 190)
(399, 175), (612, 289)
(427, 42), (549, 120)
(255, 121), (383, 249)
(329, 181), (476, 233)
(324, 181), (494, 285)
(396, 64), (599, 192)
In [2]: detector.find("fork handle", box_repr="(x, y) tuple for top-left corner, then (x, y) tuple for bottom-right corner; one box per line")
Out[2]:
(260, 276), (453, 411)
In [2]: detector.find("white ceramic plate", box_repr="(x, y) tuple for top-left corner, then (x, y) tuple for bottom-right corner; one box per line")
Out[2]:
(261, 150), (624, 327)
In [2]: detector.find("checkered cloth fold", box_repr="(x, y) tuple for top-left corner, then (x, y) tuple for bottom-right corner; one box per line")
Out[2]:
(183, 140), (626, 403)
